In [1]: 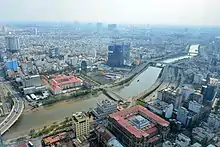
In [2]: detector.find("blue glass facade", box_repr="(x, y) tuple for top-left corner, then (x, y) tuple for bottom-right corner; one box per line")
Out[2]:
(6, 59), (18, 71)
(107, 43), (130, 67)
(201, 85), (216, 102)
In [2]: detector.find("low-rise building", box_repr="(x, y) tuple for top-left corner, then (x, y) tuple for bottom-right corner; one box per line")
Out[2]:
(72, 112), (90, 137)
(21, 75), (46, 95)
(50, 75), (82, 94)
(192, 126), (215, 144)
(175, 133), (191, 147)
(42, 132), (68, 147)
(207, 144), (216, 147)
(207, 113), (220, 132)
(147, 99), (173, 119)
(191, 142), (202, 147)
(163, 141), (173, 147)
(95, 125), (124, 147)
(22, 75), (42, 87)
(108, 105), (170, 147)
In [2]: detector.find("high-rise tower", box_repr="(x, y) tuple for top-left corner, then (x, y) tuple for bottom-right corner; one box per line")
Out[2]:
(5, 36), (20, 52)
(107, 42), (130, 67)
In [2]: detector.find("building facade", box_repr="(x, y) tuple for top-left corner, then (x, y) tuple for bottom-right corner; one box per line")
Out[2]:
(107, 105), (170, 147)
(159, 88), (183, 110)
(207, 113), (220, 132)
(188, 100), (203, 114)
(107, 43), (130, 67)
(201, 85), (217, 102)
(5, 36), (20, 52)
(147, 99), (173, 119)
(108, 24), (117, 31)
(23, 75), (42, 87)
(50, 75), (82, 95)
(72, 112), (90, 137)
(6, 59), (18, 71)
(177, 107), (189, 126)
(81, 60), (87, 73)
(175, 134), (191, 147)
(92, 99), (117, 120)
(49, 47), (60, 58)
(95, 125), (124, 147)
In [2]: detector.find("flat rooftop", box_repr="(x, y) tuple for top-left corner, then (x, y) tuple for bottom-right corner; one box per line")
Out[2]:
(189, 44), (199, 54)
(109, 105), (169, 138)
(43, 132), (66, 145)
(98, 99), (116, 108)
(73, 112), (88, 122)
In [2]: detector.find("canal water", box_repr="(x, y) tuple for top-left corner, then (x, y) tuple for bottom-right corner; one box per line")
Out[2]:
(162, 55), (191, 63)
(114, 66), (162, 98)
(3, 54), (194, 140)
(3, 94), (107, 140)
(113, 55), (192, 98)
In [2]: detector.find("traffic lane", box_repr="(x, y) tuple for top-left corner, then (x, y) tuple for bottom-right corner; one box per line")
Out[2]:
(0, 106), (23, 133)
(0, 113), (17, 131)
(0, 105), (17, 127)
(0, 103), (20, 128)
(0, 109), (17, 128)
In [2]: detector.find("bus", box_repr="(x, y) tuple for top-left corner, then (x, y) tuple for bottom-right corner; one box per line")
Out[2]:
(26, 95), (32, 102)
(30, 94), (37, 100)
(27, 141), (34, 147)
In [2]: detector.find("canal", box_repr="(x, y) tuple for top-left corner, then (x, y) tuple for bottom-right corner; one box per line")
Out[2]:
(3, 54), (193, 140)
(113, 55), (192, 98)
(3, 93), (107, 140)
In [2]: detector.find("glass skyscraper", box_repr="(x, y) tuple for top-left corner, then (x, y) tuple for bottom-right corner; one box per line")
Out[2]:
(107, 43), (130, 67)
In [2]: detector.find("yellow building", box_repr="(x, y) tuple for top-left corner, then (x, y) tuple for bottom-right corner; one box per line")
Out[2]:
(72, 112), (90, 137)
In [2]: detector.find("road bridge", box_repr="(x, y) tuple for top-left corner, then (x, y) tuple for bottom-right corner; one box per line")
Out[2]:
(0, 83), (24, 135)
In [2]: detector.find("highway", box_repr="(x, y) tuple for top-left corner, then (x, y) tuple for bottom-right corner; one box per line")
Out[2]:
(0, 83), (24, 135)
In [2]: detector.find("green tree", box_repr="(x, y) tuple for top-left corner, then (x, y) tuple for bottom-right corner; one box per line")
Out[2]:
(29, 129), (35, 136)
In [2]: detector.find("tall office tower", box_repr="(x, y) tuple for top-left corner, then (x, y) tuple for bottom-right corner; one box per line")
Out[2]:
(2, 26), (7, 34)
(93, 48), (97, 59)
(96, 22), (102, 32)
(81, 60), (87, 73)
(201, 85), (217, 102)
(5, 36), (20, 52)
(107, 42), (130, 67)
(72, 112), (90, 137)
(108, 24), (117, 31)
(35, 28), (38, 35)
(49, 47), (60, 58)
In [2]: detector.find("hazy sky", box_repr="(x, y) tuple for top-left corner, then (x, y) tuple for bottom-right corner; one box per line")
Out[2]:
(1, 0), (220, 25)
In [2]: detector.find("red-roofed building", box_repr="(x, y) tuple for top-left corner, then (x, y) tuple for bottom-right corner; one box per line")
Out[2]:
(107, 105), (170, 147)
(49, 75), (82, 94)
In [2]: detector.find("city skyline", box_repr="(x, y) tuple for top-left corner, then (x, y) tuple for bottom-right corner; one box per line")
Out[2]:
(1, 0), (220, 26)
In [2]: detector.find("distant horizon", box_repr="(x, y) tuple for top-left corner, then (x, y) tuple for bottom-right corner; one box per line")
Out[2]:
(1, 20), (220, 28)
(1, 0), (220, 27)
